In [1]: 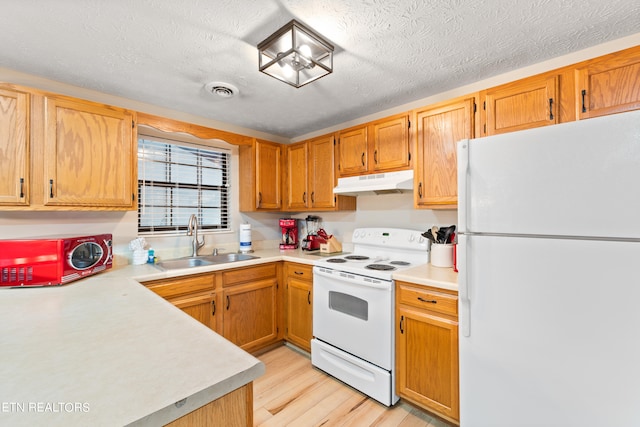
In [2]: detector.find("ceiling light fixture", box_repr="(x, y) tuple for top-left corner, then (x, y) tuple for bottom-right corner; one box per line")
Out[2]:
(257, 19), (334, 88)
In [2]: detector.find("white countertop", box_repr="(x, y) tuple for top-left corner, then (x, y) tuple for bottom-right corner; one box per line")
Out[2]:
(0, 272), (263, 426)
(0, 246), (456, 426)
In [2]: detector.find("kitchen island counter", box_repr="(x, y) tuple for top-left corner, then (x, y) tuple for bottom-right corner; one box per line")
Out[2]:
(0, 275), (264, 426)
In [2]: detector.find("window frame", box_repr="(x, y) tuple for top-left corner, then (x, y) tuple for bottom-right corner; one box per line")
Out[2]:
(137, 134), (231, 236)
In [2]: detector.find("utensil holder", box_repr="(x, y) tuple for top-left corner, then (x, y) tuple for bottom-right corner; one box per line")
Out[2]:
(431, 244), (454, 268)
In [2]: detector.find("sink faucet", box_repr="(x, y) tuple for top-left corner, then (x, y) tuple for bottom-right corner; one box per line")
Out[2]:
(187, 214), (205, 256)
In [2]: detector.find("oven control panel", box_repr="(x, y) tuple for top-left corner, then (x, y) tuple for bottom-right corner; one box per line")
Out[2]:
(352, 228), (428, 251)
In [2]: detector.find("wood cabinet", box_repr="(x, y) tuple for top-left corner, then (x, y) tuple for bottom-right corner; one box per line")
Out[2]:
(337, 113), (411, 177)
(576, 46), (640, 119)
(221, 263), (281, 353)
(372, 114), (411, 171)
(482, 74), (559, 136)
(284, 134), (356, 212)
(285, 141), (308, 211)
(165, 383), (253, 427)
(284, 262), (313, 352)
(239, 139), (282, 211)
(337, 125), (368, 176)
(396, 281), (459, 424)
(0, 86), (29, 206)
(142, 272), (217, 330)
(42, 95), (136, 208)
(0, 84), (137, 210)
(415, 97), (475, 209)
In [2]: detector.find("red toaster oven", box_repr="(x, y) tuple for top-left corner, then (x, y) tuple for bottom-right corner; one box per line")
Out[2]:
(0, 234), (113, 287)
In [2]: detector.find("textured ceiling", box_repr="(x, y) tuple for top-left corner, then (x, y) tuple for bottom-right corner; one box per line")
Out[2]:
(1, 0), (639, 139)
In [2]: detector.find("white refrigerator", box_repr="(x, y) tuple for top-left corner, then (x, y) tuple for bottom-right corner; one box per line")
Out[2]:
(457, 109), (640, 427)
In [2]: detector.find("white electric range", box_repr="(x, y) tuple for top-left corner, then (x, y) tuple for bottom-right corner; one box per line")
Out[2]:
(311, 227), (429, 406)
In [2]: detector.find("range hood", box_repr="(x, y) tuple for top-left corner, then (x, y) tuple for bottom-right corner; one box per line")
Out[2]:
(333, 170), (414, 196)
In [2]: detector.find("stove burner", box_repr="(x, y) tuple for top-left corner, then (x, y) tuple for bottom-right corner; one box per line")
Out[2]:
(326, 258), (347, 263)
(390, 261), (411, 266)
(365, 264), (396, 271)
(344, 255), (370, 261)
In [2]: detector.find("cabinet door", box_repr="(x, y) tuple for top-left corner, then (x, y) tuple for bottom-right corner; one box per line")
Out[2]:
(416, 98), (474, 209)
(576, 48), (640, 119)
(171, 292), (217, 331)
(372, 115), (410, 171)
(43, 96), (135, 208)
(337, 126), (367, 176)
(397, 306), (459, 422)
(223, 278), (278, 352)
(485, 75), (558, 135)
(255, 140), (281, 210)
(308, 134), (337, 209)
(285, 142), (308, 210)
(0, 87), (29, 206)
(286, 273), (312, 352)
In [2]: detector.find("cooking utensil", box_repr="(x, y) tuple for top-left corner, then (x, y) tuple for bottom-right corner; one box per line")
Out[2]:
(442, 225), (456, 244)
(422, 230), (436, 243)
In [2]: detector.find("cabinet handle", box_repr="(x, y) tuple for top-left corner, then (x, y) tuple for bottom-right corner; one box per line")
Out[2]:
(19, 178), (24, 198)
(418, 182), (423, 198)
(418, 297), (437, 304)
(226, 295), (230, 310)
(548, 98), (554, 120)
(374, 150), (378, 164)
(400, 315), (404, 334)
(294, 271), (304, 275)
(303, 192), (306, 203)
(49, 179), (54, 198)
(258, 192), (262, 207)
(361, 152), (365, 166)
(581, 89), (587, 113)
(311, 192), (315, 204)
(307, 291), (311, 305)
(211, 300), (216, 316)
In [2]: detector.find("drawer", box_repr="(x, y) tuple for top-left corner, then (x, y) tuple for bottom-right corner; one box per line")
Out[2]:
(222, 263), (277, 287)
(143, 273), (215, 299)
(285, 262), (313, 280)
(397, 282), (458, 317)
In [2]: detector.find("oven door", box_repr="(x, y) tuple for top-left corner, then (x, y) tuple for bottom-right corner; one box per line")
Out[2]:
(312, 266), (393, 370)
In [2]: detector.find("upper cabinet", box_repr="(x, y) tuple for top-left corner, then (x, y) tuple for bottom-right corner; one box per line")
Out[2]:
(0, 83), (137, 211)
(0, 86), (29, 206)
(336, 125), (368, 176)
(240, 139), (282, 211)
(576, 46), (640, 120)
(43, 95), (136, 208)
(414, 97), (475, 209)
(372, 114), (411, 171)
(482, 74), (559, 136)
(337, 113), (411, 177)
(284, 134), (356, 212)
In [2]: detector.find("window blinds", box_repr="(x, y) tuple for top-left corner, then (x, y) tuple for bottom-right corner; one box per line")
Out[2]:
(137, 137), (230, 234)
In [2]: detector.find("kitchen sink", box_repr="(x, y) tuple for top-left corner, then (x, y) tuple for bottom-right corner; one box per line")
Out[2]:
(155, 253), (259, 270)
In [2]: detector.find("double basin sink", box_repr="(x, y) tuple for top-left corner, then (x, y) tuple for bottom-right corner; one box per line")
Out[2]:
(156, 253), (259, 270)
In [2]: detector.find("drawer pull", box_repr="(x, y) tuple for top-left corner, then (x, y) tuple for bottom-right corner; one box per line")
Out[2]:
(418, 297), (437, 304)
(294, 271), (304, 275)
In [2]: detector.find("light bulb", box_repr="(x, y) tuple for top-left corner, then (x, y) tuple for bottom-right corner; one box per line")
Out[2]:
(299, 44), (312, 59)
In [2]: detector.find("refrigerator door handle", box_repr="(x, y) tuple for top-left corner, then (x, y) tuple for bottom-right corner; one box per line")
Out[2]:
(458, 233), (470, 337)
(457, 139), (470, 233)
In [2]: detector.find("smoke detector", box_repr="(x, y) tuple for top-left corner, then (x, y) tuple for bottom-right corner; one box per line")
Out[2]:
(204, 81), (239, 99)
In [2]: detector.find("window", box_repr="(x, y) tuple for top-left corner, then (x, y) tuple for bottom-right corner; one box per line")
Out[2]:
(137, 136), (230, 234)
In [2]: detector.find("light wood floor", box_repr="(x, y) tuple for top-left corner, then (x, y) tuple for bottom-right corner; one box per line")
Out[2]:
(254, 345), (452, 427)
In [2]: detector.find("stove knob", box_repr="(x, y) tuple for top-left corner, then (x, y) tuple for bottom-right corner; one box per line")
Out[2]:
(409, 234), (415, 242)
(418, 235), (425, 243)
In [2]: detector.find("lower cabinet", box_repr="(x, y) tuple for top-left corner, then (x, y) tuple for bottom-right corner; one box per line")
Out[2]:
(221, 263), (281, 353)
(284, 263), (313, 352)
(165, 382), (253, 427)
(396, 281), (459, 425)
(142, 262), (282, 354)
